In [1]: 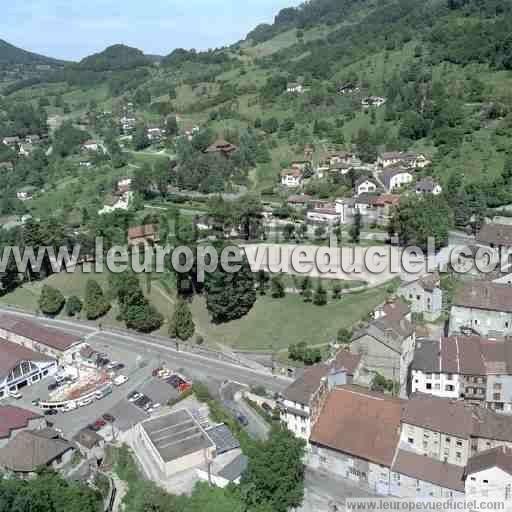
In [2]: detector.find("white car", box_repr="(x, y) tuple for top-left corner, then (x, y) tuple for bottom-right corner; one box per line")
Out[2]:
(63, 402), (77, 412)
(106, 361), (120, 370)
(78, 397), (93, 407)
(149, 403), (161, 413)
(128, 392), (142, 402)
(114, 375), (128, 386)
(8, 391), (22, 400)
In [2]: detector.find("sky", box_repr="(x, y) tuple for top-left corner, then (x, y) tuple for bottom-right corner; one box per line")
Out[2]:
(2, 0), (302, 61)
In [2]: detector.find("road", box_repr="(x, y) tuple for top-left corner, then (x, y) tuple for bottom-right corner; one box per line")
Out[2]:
(299, 468), (376, 512)
(0, 307), (292, 395)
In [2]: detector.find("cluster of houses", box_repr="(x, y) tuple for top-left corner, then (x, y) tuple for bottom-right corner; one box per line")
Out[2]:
(2, 133), (47, 160)
(281, 148), (439, 229)
(280, 245), (512, 501)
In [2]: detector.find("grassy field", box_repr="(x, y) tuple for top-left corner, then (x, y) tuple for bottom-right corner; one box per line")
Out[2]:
(0, 267), (175, 335)
(190, 284), (390, 351)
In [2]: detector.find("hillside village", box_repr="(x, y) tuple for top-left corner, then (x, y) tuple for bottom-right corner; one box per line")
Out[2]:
(3, 0), (512, 510)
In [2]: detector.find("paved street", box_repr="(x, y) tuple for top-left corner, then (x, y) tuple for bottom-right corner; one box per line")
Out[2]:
(0, 307), (292, 394)
(299, 468), (376, 512)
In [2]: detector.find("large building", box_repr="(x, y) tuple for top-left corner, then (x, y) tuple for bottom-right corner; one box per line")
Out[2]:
(410, 336), (512, 412)
(0, 429), (74, 477)
(137, 409), (216, 477)
(309, 385), (402, 495)
(0, 339), (58, 399)
(0, 316), (84, 363)
(449, 281), (512, 337)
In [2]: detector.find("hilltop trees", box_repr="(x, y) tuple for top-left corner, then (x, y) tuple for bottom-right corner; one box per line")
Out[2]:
(205, 248), (256, 323)
(171, 299), (195, 341)
(39, 285), (65, 316)
(84, 279), (110, 320)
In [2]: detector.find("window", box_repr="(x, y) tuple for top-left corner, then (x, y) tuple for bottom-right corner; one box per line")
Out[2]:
(456, 440), (463, 447)
(470, 477), (476, 482)
(423, 441), (428, 449)
(494, 393), (501, 401)
(408, 438), (414, 444)
(494, 383), (502, 390)
(426, 373), (432, 380)
(426, 383), (432, 390)
(445, 385), (454, 392)
(434, 374), (440, 380)
(447, 374), (453, 380)
(483, 480), (488, 484)
(416, 295), (421, 300)
(456, 452), (462, 460)
(423, 433), (430, 439)
(434, 384), (440, 390)
(446, 437), (451, 443)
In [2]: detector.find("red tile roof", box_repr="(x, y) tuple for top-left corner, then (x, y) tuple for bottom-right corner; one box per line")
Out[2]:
(453, 281), (512, 313)
(0, 406), (42, 439)
(311, 385), (403, 467)
(0, 316), (82, 352)
(127, 224), (157, 240)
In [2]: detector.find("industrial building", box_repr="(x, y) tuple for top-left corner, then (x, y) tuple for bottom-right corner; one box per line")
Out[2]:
(137, 409), (216, 477)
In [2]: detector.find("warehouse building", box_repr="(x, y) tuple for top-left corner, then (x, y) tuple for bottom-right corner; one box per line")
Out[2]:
(137, 409), (216, 477)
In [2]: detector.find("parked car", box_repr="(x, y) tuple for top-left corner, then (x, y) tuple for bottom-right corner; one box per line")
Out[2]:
(106, 361), (121, 370)
(31, 399), (40, 406)
(103, 413), (115, 423)
(111, 363), (125, 371)
(8, 391), (22, 400)
(93, 419), (106, 430)
(148, 403), (161, 413)
(113, 375), (128, 386)
(48, 382), (59, 391)
(236, 414), (249, 426)
(63, 402), (77, 412)
(128, 391), (142, 402)
(97, 358), (110, 367)
(44, 409), (58, 416)
(261, 402), (273, 413)
(78, 397), (93, 407)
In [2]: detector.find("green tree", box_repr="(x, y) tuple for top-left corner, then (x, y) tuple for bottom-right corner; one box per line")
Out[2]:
(332, 282), (342, 300)
(172, 299), (195, 341)
(241, 425), (306, 512)
(271, 275), (286, 298)
(84, 279), (111, 320)
(337, 327), (352, 344)
(133, 122), (150, 150)
(349, 210), (362, 243)
(65, 295), (83, 317)
(205, 249), (257, 323)
(39, 285), (65, 316)
(165, 115), (178, 137)
(313, 280), (327, 306)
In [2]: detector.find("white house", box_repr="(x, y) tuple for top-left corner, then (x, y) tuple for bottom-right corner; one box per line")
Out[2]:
(0, 341), (58, 399)
(98, 191), (133, 215)
(397, 273), (443, 320)
(382, 167), (413, 192)
(355, 177), (377, 196)
(281, 351), (362, 441)
(465, 446), (512, 502)
(415, 177), (442, 195)
(362, 96), (386, 108)
(449, 281), (512, 337)
(82, 139), (99, 152)
(306, 208), (340, 225)
(281, 168), (303, 188)
(287, 82), (305, 94)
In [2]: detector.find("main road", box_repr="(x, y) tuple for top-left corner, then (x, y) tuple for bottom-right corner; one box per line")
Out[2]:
(0, 306), (292, 394)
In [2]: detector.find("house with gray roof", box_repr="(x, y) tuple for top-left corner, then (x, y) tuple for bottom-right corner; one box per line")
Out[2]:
(0, 429), (74, 476)
(381, 166), (413, 192)
(397, 272), (443, 320)
(351, 299), (415, 397)
(449, 281), (512, 337)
